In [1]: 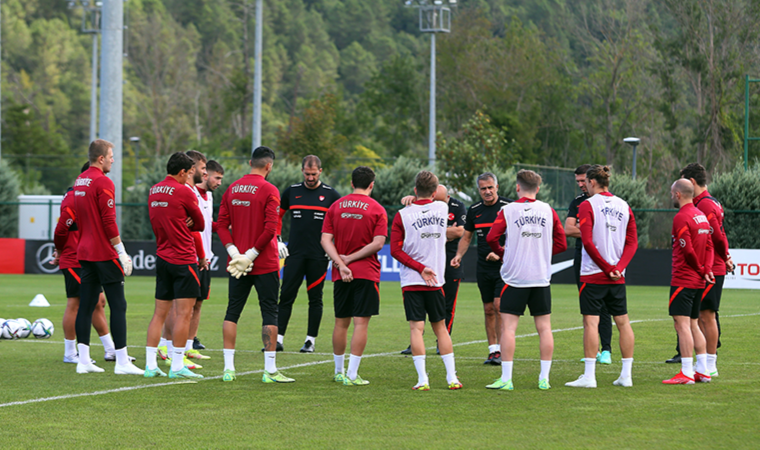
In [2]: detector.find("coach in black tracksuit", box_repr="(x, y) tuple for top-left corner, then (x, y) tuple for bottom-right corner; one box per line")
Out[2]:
(277, 155), (341, 353)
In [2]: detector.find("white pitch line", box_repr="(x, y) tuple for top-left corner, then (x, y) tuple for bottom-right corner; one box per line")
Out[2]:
(2, 312), (758, 408)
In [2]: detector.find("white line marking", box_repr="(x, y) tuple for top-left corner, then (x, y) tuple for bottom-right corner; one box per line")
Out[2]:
(2, 312), (758, 408)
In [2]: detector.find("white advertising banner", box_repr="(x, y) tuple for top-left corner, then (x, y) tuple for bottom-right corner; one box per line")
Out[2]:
(723, 249), (760, 289)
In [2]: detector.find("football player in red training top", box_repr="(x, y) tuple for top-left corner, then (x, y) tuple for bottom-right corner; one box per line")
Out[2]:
(486, 170), (567, 391)
(144, 152), (206, 379)
(663, 179), (715, 385)
(391, 171), (462, 391)
(566, 165), (638, 388)
(321, 166), (388, 386)
(73, 139), (143, 376)
(216, 146), (294, 383)
(53, 162), (124, 365)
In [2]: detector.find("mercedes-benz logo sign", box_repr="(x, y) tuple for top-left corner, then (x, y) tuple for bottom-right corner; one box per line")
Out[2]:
(36, 243), (59, 274)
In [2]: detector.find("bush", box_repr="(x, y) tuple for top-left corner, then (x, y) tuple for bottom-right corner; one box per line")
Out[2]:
(0, 161), (20, 238)
(709, 164), (760, 249)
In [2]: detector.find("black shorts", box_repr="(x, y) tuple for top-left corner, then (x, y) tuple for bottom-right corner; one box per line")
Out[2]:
(579, 283), (627, 317)
(198, 267), (211, 301)
(403, 289), (446, 323)
(80, 259), (125, 286)
(155, 257), (201, 301)
(334, 279), (380, 318)
(61, 267), (103, 298)
(700, 275), (724, 312)
(500, 285), (551, 316)
(669, 286), (701, 319)
(225, 271), (279, 326)
(477, 269), (504, 304)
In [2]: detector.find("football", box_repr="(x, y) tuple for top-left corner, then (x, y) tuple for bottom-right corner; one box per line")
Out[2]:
(16, 318), (32, 339)
(0, 319), (5, 339)
(31, 318), (55, 339)
(1, 319), (22, 340)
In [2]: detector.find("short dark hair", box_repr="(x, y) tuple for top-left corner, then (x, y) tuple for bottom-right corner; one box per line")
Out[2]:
(477, 172), (498, 185)
(251, 146), (275, 169)
(415, 170), (439, 198)
(575, 164), (592, 176)
(516, 169), (542, 192)
(302, 155), (322, 169)
(586, 165), (611, 188)
(206, 160), (224, 175)
(185, 150), (206, 164)
(80, 161), (91, 173)
(167, 152), (194, 176)
(88, 139), (113, 164)
(680, 163), (708, 187)
(352, 166), (375, 190)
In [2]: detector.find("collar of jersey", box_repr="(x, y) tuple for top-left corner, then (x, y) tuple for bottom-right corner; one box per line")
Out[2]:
(693, 189), (710, 203)
(515, 197), (537, 203)
(413, 199), (434, 205)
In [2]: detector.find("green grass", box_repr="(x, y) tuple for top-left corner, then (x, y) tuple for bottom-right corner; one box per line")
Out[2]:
(1, 274), (759, 449)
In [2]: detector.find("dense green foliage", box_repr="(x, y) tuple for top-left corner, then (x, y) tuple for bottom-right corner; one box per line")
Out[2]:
(709, 164), (760, 249)
(0, 160), (20, 237)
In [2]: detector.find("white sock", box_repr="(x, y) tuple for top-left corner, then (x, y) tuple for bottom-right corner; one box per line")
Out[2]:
(167, 341), (174, 356)
(695, 353), (708, 374)
(539, 360), (552, 382)
(501, 360), (514, 382)
(441, 353), (457, 383)
(185, 340), (193, 352)
(495, 344), (501, 352)
(100, 333), (116, 355)
(223, 349), (235, 372)
(171, 347), (185, 372)
(347, 354), (362, 380)
(146, 347), (158, 370)
(115, 348), (129, 366)
(707, 353), (717, 373)
(306, 335), (316, 345)
(277, 334), (284, 345)
(584, 357), (596, 380)
(413, 355), (428, 385)
(488, 344), (498, 353)
(77, 343), (91, 364)
(334, 353), (345, 374)
(621, 357), (633, 379)
(264, 351), (277, 374)
(64, 339), (77, 358)
(682, 357), (694, 378)
(159, 337), (168, 348)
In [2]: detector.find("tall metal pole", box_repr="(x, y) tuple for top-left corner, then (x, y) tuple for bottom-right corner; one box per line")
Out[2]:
(428, 33), (436, 167)
(252, 0), (263, 150)
(632, 145), (637, 180)
(100, 0), (123, 227)
(1, 1), (3, 163)
(744, 74), (749, 172)
(90, 32), (99, 143)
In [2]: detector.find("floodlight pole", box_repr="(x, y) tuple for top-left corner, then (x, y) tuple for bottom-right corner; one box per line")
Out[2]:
(90, 32), (99, 142)
(428, 33), (436, 167)
(252, 0), (263, 150)
(624, 137), (640, 180)
(100, 0), (124, 227)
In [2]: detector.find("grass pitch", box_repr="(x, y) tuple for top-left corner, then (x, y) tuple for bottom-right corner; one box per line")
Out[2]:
(0, 274), (758, 449)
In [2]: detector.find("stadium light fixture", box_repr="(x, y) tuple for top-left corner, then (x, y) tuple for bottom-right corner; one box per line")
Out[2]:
(130, 137), (140, 185)
(623, 137), (641, 180)
(405, 0), (457, 167)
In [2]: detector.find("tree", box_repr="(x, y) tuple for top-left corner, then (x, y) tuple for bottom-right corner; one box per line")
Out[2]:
(0, 161), (21, 238)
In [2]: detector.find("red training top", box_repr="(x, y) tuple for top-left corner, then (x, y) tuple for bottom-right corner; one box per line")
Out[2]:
(74, 166), (120, 262)
(53, 188), (81, 270)
(322, 193), (388, 283)
(216, 174), (280, 275)
(578, 192), (638, 284)
(693, 190), (729, 276)
(672, 203), (714, 289)
(149, 176), (205, 265)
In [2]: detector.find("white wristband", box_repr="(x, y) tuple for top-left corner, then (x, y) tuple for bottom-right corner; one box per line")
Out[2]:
(245, 248), (260, 260)
(226, 245), (241, 258)
(113, 242), (126, 255)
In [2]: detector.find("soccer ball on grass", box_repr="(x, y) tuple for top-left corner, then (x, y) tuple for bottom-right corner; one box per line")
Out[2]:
(31, 318), (55, 339)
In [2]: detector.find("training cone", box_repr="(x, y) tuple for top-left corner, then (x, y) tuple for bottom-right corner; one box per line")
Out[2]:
(29, 294), (50, 307)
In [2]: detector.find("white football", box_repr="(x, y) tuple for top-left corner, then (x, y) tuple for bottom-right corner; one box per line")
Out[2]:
(0, 319), (6, 339)
(31, 318), (55, 339)
(1, 319), (22, 340)
(16, 318), (32, 339)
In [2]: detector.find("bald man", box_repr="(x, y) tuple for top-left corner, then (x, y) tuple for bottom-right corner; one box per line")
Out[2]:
(664, 179), (715, 385)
